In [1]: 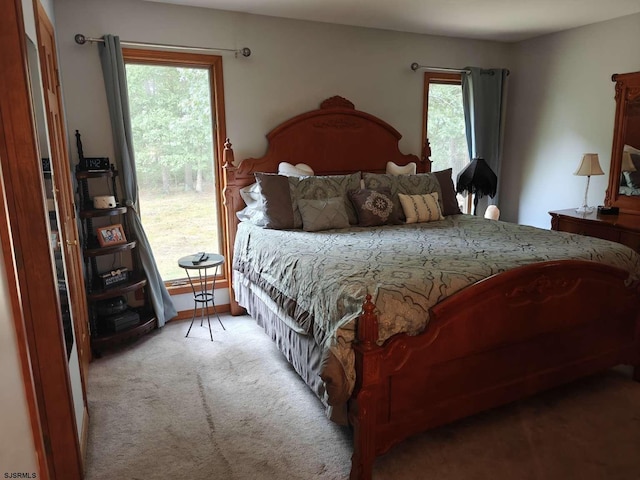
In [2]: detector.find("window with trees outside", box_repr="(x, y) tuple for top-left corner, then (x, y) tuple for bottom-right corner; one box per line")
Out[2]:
(123, 49), (227, 284)
(423, 72), (471, 213)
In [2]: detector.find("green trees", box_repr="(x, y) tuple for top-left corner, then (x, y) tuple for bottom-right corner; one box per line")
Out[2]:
(427, 83), (469, 178)
(125, 64), (214, 194)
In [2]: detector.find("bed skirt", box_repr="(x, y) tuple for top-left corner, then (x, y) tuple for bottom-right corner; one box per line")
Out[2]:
(234, 270), (350, 424)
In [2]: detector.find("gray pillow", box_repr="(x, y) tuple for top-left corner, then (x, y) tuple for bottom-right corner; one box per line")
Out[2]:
(433, 168), (461, 216)
(254, 173), (295, 229)
(297, 197), (350, 232)
(291, 172), (361, 225)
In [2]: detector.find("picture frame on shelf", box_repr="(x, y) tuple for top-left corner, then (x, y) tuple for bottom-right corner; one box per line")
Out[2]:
(97, 224), (127, 247)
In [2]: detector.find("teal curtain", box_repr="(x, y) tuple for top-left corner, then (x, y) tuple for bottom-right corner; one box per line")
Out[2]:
(462, 67), (509, 206)
(99, 35), (177, 327)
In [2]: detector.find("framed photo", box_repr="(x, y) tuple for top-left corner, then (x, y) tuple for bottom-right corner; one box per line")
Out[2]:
(97, 224), (127, 247)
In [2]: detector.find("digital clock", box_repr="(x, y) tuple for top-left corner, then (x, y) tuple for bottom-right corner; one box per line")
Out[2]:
(78, 157), (110, 171)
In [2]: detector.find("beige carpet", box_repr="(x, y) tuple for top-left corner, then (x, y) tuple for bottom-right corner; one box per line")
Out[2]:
(85, 315), (640, 480)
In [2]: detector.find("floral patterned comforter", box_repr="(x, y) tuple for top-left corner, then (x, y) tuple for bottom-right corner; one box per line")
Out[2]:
(233, 214), (640, 400)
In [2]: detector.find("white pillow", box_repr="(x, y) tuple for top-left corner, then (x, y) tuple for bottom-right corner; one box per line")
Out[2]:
(239, 182), (262, 209)
(278, 162), (314, 177)
(398, 192), (444, 223)
(624, 144), (640, 155)
(386, 161), (417, 175)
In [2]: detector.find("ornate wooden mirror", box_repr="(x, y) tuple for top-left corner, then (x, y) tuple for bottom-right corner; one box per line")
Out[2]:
(606, 71), (640, 214)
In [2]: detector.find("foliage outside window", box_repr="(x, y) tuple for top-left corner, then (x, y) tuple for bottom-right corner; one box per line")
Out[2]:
(424, 73), (470, 213)
(125, 62), (221, 281)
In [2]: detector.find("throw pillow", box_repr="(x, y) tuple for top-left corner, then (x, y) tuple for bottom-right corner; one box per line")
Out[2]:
(363, 172), (442, 221)
(398, 192), (444, 224)
(254, 173), (295, 229)
(432, 168), (462, 216)
(386, 161), (417, 175)
(291, 172), (361, 225)
(348, 188), (400, 226)
(297, 197), (350, 232)
(278, 162), (315, 177)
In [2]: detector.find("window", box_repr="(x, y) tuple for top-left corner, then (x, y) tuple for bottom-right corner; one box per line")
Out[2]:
(123, 49), (227, 284)
(423, 73), (471, 213)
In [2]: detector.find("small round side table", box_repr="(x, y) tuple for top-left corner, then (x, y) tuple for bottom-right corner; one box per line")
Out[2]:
(178, 253), (226, 341)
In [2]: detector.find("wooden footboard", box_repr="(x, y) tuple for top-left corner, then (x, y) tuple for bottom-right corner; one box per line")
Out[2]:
(348, 260), (640, 480)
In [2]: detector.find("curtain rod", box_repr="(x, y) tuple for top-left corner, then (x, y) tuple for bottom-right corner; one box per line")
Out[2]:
(74, 34), (251, 57)
(410, 63), (510, 76)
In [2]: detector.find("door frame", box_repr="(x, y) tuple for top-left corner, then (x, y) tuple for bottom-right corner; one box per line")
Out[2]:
(0, 0), (83, 478)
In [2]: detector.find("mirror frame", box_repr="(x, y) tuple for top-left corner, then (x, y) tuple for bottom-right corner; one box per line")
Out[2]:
(605, 71), (640, 214)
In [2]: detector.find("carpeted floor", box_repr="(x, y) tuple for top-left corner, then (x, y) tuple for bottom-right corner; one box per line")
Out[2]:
(85, 315), (640, 480)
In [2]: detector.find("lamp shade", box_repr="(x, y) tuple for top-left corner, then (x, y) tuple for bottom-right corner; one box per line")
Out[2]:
(574, 153), (604, 176)
(456, 158), (498, 215)
(621, 151), (637, 172)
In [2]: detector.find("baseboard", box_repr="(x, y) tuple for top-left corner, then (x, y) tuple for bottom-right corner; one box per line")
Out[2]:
(172, 303), (230, 322)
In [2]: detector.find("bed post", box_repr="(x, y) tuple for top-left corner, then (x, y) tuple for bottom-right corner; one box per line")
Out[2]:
(350, 295), (382, 480)
(222, 139), (245, 316)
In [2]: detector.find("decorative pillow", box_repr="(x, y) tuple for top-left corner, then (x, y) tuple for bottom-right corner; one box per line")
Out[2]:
(363, 172), (442, 221)
(631, 153), (640, 172)
(254, 173), (295, 229)
(278, 162), (314, 177)
(432, 168), (462, 216)
(398, 192), (444, 224)
(348, 188), (401, 226)
(297, 197), (350, 232)
(291, 172), (361, 225)
(386, 161), (417, 175)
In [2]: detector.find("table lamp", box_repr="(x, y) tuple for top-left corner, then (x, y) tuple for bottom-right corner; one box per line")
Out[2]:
(574, 153), (604, 213)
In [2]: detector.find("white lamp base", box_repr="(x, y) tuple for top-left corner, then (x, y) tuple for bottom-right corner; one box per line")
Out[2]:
(575, 205), (594, 214)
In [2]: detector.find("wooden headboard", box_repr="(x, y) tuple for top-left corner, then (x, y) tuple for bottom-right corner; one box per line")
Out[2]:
(222, 96), (425, 314)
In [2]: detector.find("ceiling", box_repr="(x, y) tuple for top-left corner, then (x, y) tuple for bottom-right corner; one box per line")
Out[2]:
(146, 0), (640, 42)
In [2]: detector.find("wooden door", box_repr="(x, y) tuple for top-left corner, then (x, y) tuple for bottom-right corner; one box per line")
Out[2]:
(0, 0), (83, 477)
(35, 2), (91, 382)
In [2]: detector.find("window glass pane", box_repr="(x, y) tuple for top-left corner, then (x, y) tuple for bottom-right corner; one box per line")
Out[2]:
(125, 64), (219, 281)
(427, 83), (470, 210)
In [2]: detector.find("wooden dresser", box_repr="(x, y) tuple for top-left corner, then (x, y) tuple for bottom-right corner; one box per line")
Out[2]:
(549, 209), (640, 253)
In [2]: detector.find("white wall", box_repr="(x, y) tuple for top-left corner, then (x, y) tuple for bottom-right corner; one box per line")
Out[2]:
(53, 0), (510, 168)
(502, 13), (640, 228)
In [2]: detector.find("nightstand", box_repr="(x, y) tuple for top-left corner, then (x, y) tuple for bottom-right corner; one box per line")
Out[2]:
(549, 209), (640, 253)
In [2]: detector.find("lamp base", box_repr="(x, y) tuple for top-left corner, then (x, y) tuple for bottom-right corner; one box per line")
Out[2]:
(575, 205), (594, 214)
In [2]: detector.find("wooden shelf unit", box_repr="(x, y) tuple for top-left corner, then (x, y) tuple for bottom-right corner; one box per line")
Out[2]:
(76, 166), (156, 355)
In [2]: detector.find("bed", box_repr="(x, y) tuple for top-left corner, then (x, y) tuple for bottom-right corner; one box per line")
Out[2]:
(222, 96), (640, 479)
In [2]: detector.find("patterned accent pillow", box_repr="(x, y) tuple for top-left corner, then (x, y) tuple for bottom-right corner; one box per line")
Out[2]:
(363, 172), (442, 221)
(348, 188), (401, 226)
(297, 197), (350, 232)
(254, 173), (295, 229)
(398, 192), (444, 224)
(291, 172), (361, 225)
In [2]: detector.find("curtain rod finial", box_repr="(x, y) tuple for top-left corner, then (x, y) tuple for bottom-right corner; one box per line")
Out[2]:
(239, 47), (251, 57)
(74, 34), (86, 45)
(410, 62), (419, 71)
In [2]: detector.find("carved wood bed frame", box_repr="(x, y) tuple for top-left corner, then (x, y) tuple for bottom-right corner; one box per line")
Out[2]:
(222, 96), (640, 480)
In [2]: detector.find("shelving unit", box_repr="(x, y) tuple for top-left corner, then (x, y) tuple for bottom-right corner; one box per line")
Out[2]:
(76, 166), (156, 355)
